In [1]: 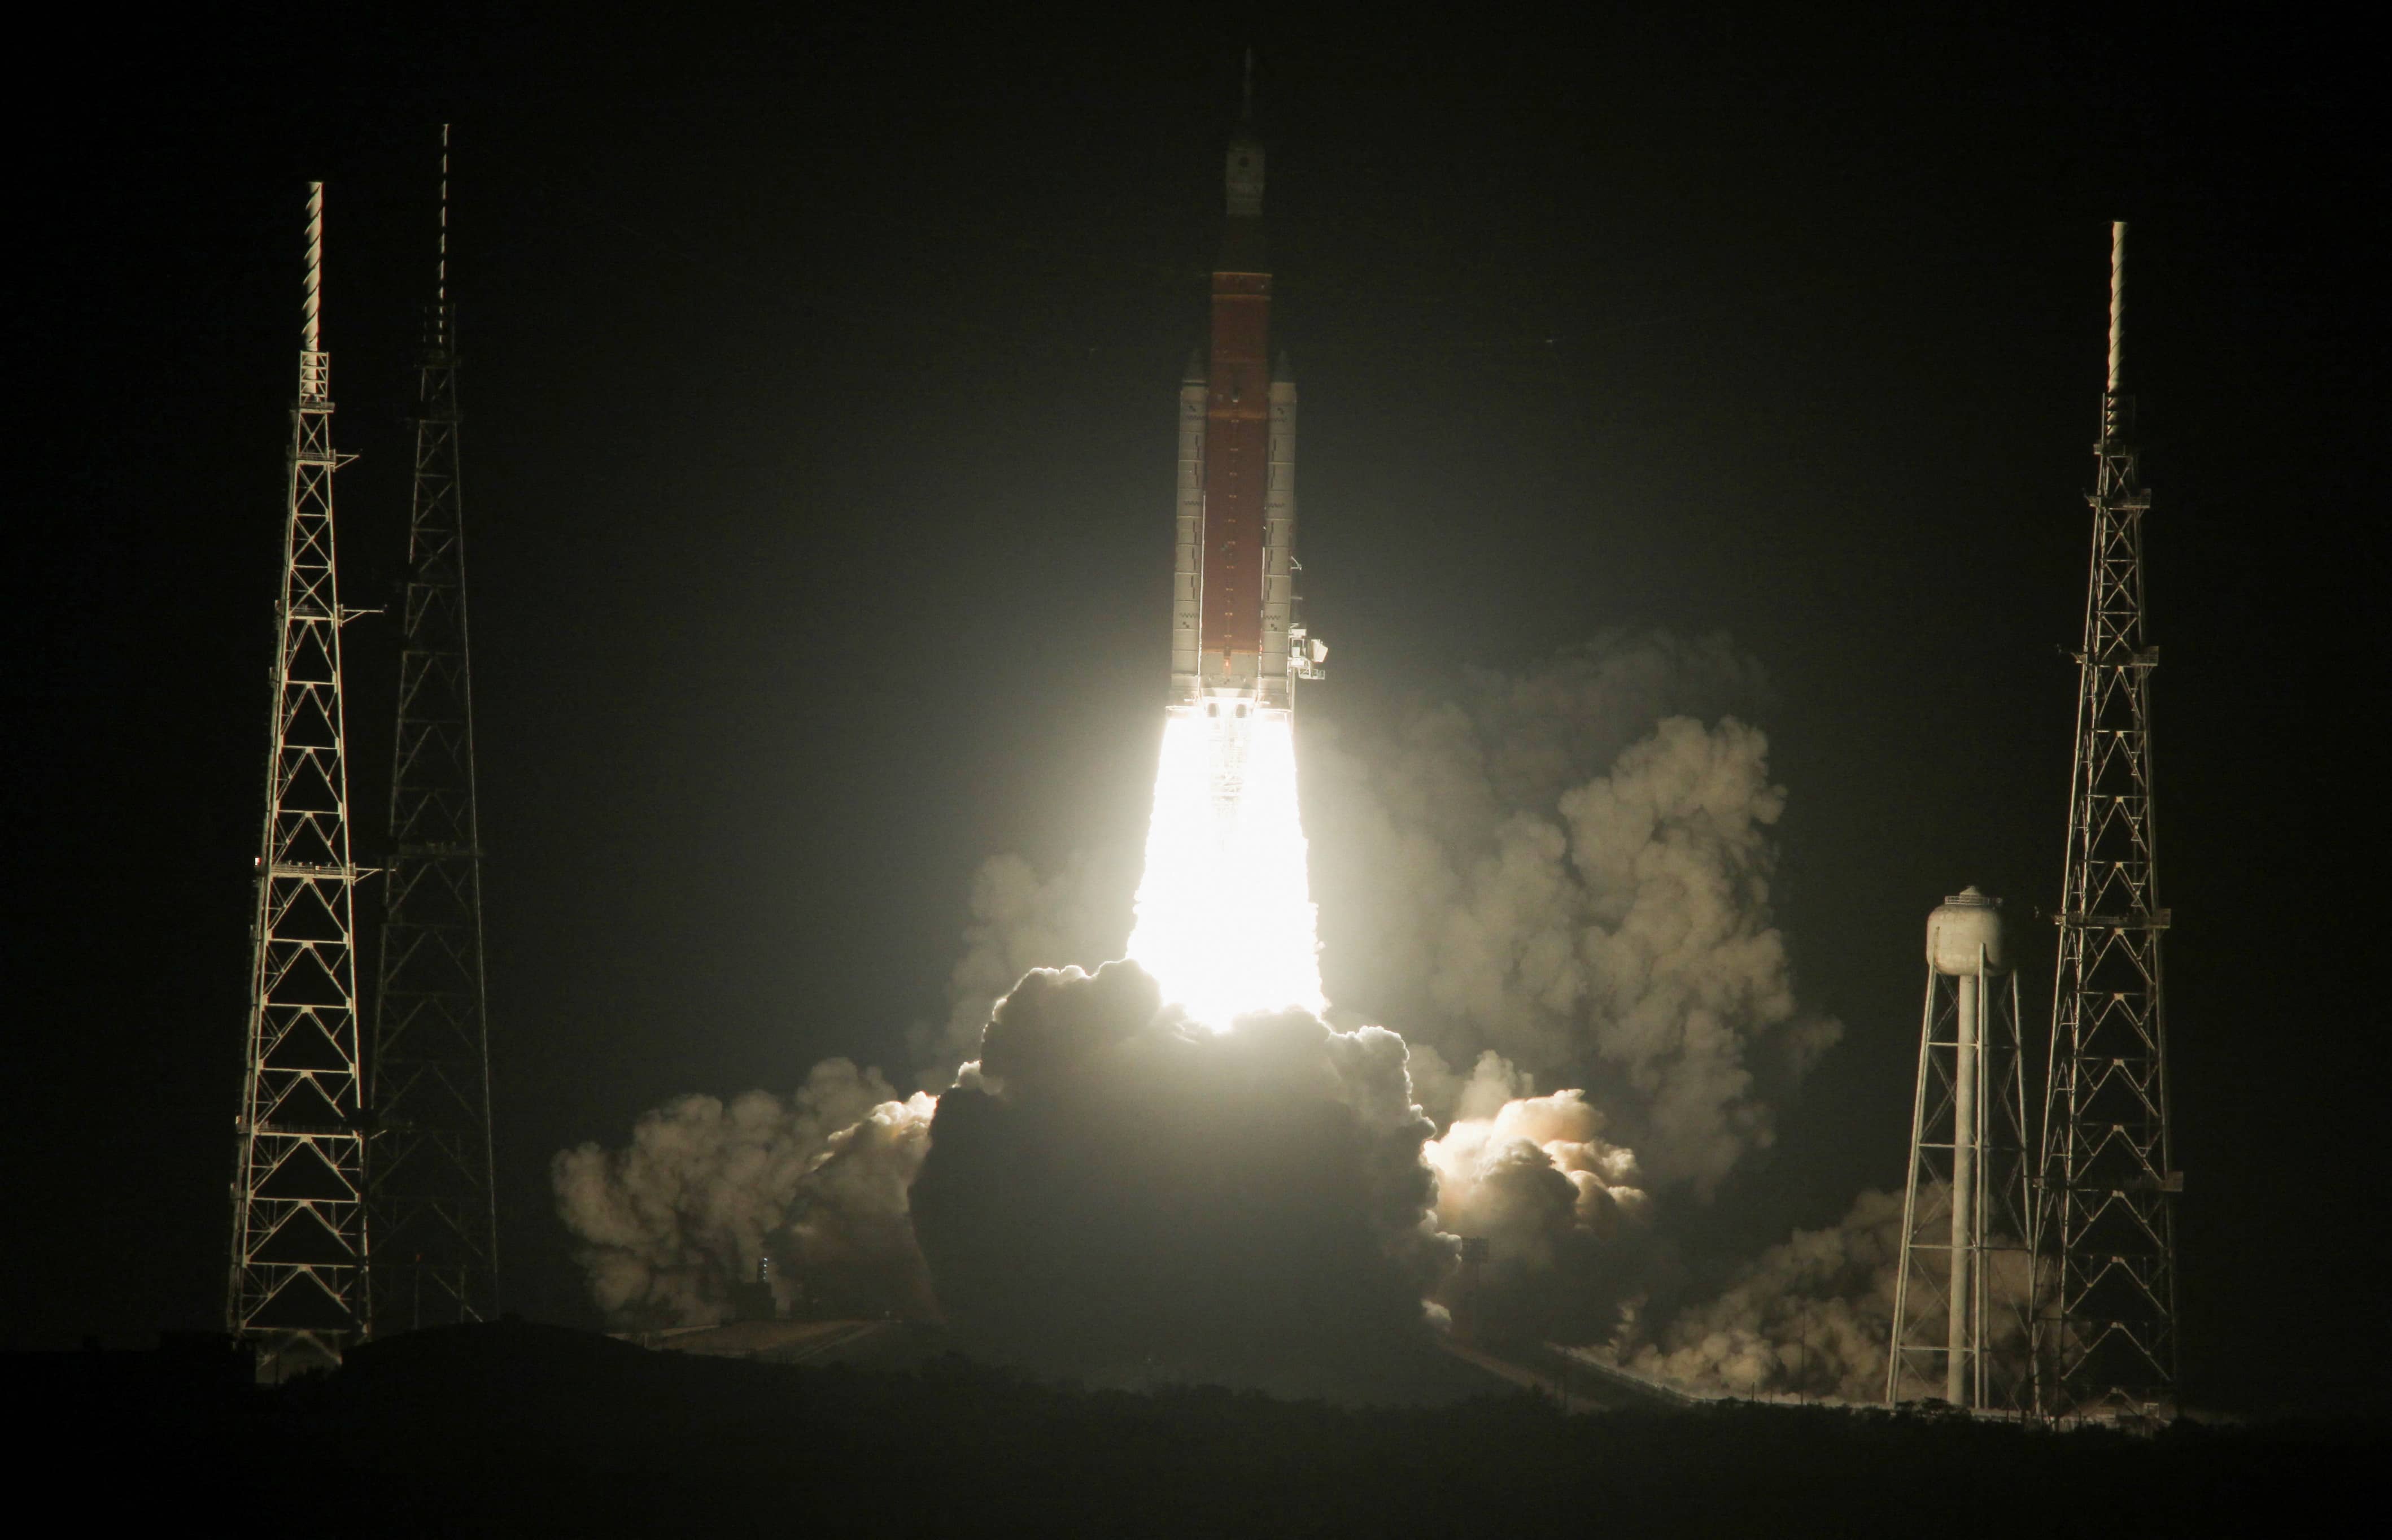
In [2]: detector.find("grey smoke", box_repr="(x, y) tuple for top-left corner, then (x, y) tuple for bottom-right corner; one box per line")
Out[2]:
(909, 961), (1456, 1391)
(1307, 632), (1842, 1194)
(1620, 1188), (1905, 1400)
(910, 850), (1120, 1088)
(551, 1057), (930, 1327)
(772, 1090), (941, 1320)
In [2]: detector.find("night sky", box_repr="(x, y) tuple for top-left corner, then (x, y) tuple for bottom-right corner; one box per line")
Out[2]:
(9, 7), (2375, 1415)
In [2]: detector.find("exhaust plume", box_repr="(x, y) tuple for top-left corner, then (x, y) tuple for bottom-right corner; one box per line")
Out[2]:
(1126, 707), (1325, 1026)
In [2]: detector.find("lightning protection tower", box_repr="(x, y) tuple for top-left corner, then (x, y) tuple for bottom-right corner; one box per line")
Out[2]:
(228, 182), (372, 1378)
(368, 126), (501, 1331)
(1889, 887), (2037, 1412)
(2039, 221), (2180, 1421)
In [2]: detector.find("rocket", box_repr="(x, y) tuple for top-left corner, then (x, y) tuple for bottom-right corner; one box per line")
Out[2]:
(1127, 67), (1330, 1022)
(1171, 77), (1324, 718)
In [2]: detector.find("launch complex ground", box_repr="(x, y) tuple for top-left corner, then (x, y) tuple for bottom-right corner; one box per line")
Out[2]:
(18, 1318), (2364, 1533)
(619, 1314), (1692, 1414)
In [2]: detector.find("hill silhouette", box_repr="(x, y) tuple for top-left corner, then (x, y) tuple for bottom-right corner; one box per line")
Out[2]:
(24, 1320), (2372, 1535)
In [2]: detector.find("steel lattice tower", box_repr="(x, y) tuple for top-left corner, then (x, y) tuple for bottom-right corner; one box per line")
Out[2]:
(2039, 221), (2180, 1420)
(368, 127), (501, 1330)
(228, 182), (372, 1378)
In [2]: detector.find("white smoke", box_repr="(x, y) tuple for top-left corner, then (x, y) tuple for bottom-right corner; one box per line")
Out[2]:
(1308, 634), (1842, 1195)
(1425, 1051), (1648, 1259)
(1415, 1051), (1653, 1342)
(551, 1058), (931, 1326)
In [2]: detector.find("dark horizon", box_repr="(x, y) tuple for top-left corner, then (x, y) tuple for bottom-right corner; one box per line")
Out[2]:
(7, 9), (2376, 1417)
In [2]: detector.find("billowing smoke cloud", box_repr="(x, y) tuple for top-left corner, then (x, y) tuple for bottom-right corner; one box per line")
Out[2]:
(1307, 633), (1842, 1194)
(1618, 1188), (1903, 1401)
(910, 962), (1456, 1391)
(772, 1093), (941, 1320)
(1426, 1052), (1649, 1253)
(909, 852), (1119, 1088)
(1422, 1052), (1654, 1343)
(551, 1058), (934, 1327)
(556, 632), (1874, 1393)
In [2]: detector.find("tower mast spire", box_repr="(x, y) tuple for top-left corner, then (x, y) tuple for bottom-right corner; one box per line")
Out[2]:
(228, 181), (372, 1378)
(368, 124), (502, 1330)
(2040, 221), (2180, 1421)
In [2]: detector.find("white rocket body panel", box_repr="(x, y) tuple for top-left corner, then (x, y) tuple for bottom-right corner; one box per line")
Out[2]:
(1172, 375), (1207, 693)
(1258, 377), (1298, 709)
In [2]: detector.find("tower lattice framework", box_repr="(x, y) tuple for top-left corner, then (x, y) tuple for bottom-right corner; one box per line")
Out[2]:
(229, 182), (372, 1377)
(2039, 221), (2179, 1419)
(368, 127), (501, 1330)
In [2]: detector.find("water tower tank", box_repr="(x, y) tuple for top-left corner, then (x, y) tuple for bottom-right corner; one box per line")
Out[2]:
(1927, 886), (2010, 976)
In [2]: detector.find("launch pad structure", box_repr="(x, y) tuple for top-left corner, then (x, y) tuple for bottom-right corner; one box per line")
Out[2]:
(229, 138), (503, 1375)
(226, 184), (373, 1379)
(2037, 223), (2180, 1421)
(366, 126), (503, 1333)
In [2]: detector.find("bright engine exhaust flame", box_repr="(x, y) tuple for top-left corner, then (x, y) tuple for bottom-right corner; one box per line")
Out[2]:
(1126, 704), (1325, 1027)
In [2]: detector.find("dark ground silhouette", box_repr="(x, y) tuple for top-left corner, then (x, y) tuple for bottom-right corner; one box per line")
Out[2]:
(25, 1321), (2372, 1536)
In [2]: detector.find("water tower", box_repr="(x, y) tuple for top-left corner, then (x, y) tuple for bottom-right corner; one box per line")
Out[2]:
(1888, 888), (2037, 1411)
